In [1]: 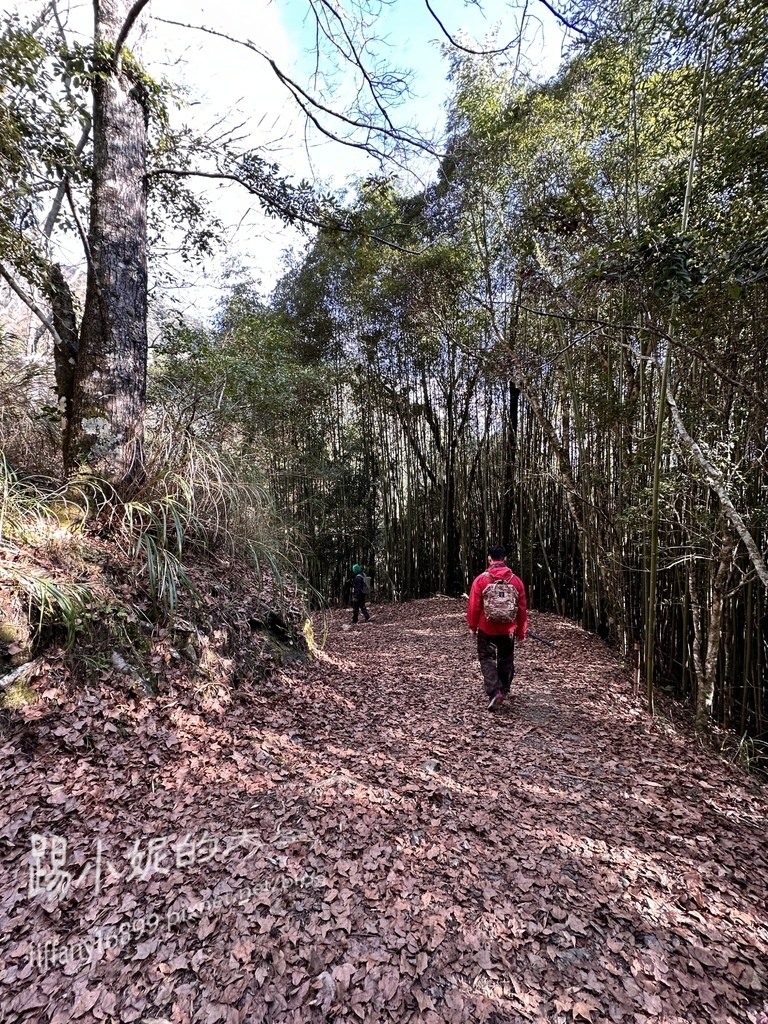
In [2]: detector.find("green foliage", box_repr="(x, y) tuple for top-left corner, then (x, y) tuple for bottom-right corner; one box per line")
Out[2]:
(0, 17), (85, 280)
(2, 0), (766, 744)
(6, 565), (92, 649)
(241, 0), (768, 743)
(0, 7), (231, 294)
(0, 346), (61, 472)
(597, 232), (701, 299)
(154, 292), (333, 434)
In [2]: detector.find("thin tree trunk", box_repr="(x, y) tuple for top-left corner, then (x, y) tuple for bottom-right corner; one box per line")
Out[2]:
(45, 265), (80, 458)
(646, 15), (718, 702)
(696, 526), (734, 735)
(501, 381), (519, 546)
(689, 561), (705, 705)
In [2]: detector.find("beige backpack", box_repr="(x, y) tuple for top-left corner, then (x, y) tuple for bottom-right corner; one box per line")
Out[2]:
(481, 573), (519, 623)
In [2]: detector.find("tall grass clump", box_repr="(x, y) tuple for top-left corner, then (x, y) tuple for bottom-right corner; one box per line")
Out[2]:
(0, 345), (61, 474)
(0, 346), (307, 655)
(0, 455), (93, 647)
(64, 403), (302, 620)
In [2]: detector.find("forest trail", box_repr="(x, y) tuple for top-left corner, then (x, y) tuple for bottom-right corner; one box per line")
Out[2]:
(2, 598), (768, 1024)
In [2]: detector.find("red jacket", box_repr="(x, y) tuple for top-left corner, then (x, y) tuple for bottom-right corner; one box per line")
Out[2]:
(466, 561), (528, 638)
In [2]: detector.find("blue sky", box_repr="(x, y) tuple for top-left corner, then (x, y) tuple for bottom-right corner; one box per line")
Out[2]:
(143, 0), (567, 311)
(6, 1), (567, 314)
(274, 0), (566, 187)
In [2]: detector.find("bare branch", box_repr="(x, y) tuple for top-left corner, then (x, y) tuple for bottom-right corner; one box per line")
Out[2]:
(654, 352), (768, 590)
(309, 0), (399, 131)
(423, 0), (521, 56)
(147, 168), (429, 254)
(50, 0), (67, 42)
(114, 0), (153, 68)
(43, 121), (92, 241)
(63, 177), (95, 275)
(152, 17), (439, 159)
(532, 0), (589, 37)
(30, 1), (55, 35)
(0, 261), (66, 354)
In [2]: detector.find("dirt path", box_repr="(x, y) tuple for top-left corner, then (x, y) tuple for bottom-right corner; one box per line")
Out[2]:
(1, 599), (767, 1023)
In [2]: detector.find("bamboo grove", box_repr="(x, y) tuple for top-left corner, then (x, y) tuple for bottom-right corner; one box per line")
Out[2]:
(152, 0), (768, 753)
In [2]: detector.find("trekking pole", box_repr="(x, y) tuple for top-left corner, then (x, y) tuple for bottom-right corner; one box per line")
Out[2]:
(527, 630), (556, 649)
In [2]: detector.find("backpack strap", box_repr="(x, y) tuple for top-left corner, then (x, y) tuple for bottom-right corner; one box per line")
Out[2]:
(485, 569), (514, 582)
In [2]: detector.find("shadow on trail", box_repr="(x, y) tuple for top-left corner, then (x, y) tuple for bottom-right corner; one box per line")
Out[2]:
(2, 598), (766, 1024)
(305, 598), (768, 1024)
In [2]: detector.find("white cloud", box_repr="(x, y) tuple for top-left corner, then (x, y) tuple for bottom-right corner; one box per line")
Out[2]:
(138, 1), (312, 315)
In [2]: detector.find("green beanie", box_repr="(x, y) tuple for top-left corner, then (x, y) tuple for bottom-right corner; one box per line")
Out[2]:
(352, 564), (362, 575)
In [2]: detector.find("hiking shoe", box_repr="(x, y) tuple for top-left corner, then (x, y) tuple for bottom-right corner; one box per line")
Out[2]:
(487, 690), (504, 711)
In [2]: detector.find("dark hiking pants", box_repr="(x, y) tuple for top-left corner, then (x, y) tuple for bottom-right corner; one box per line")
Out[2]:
(352, 598), (370, 623)
(477, 630), (515, 696)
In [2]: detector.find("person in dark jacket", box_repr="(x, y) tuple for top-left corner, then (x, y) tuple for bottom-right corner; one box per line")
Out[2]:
(351, 563), (371, 623)
(466, 545), (527, 710)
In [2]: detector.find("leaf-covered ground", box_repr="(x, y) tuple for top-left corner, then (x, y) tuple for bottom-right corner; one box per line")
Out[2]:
(1, 598), (767, 1023)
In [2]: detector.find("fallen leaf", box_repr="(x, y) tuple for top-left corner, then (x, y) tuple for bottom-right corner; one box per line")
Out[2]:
(573, 999), (599, 1021)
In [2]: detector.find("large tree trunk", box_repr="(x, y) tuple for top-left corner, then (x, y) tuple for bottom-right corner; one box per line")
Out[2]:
(66, 0), (149, 490)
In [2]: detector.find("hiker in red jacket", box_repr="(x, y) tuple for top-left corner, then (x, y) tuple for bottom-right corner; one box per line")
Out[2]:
(467, 545), (528, 711)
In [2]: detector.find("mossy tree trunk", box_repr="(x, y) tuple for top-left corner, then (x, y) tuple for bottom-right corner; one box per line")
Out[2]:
(66, 0), (149, 490)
